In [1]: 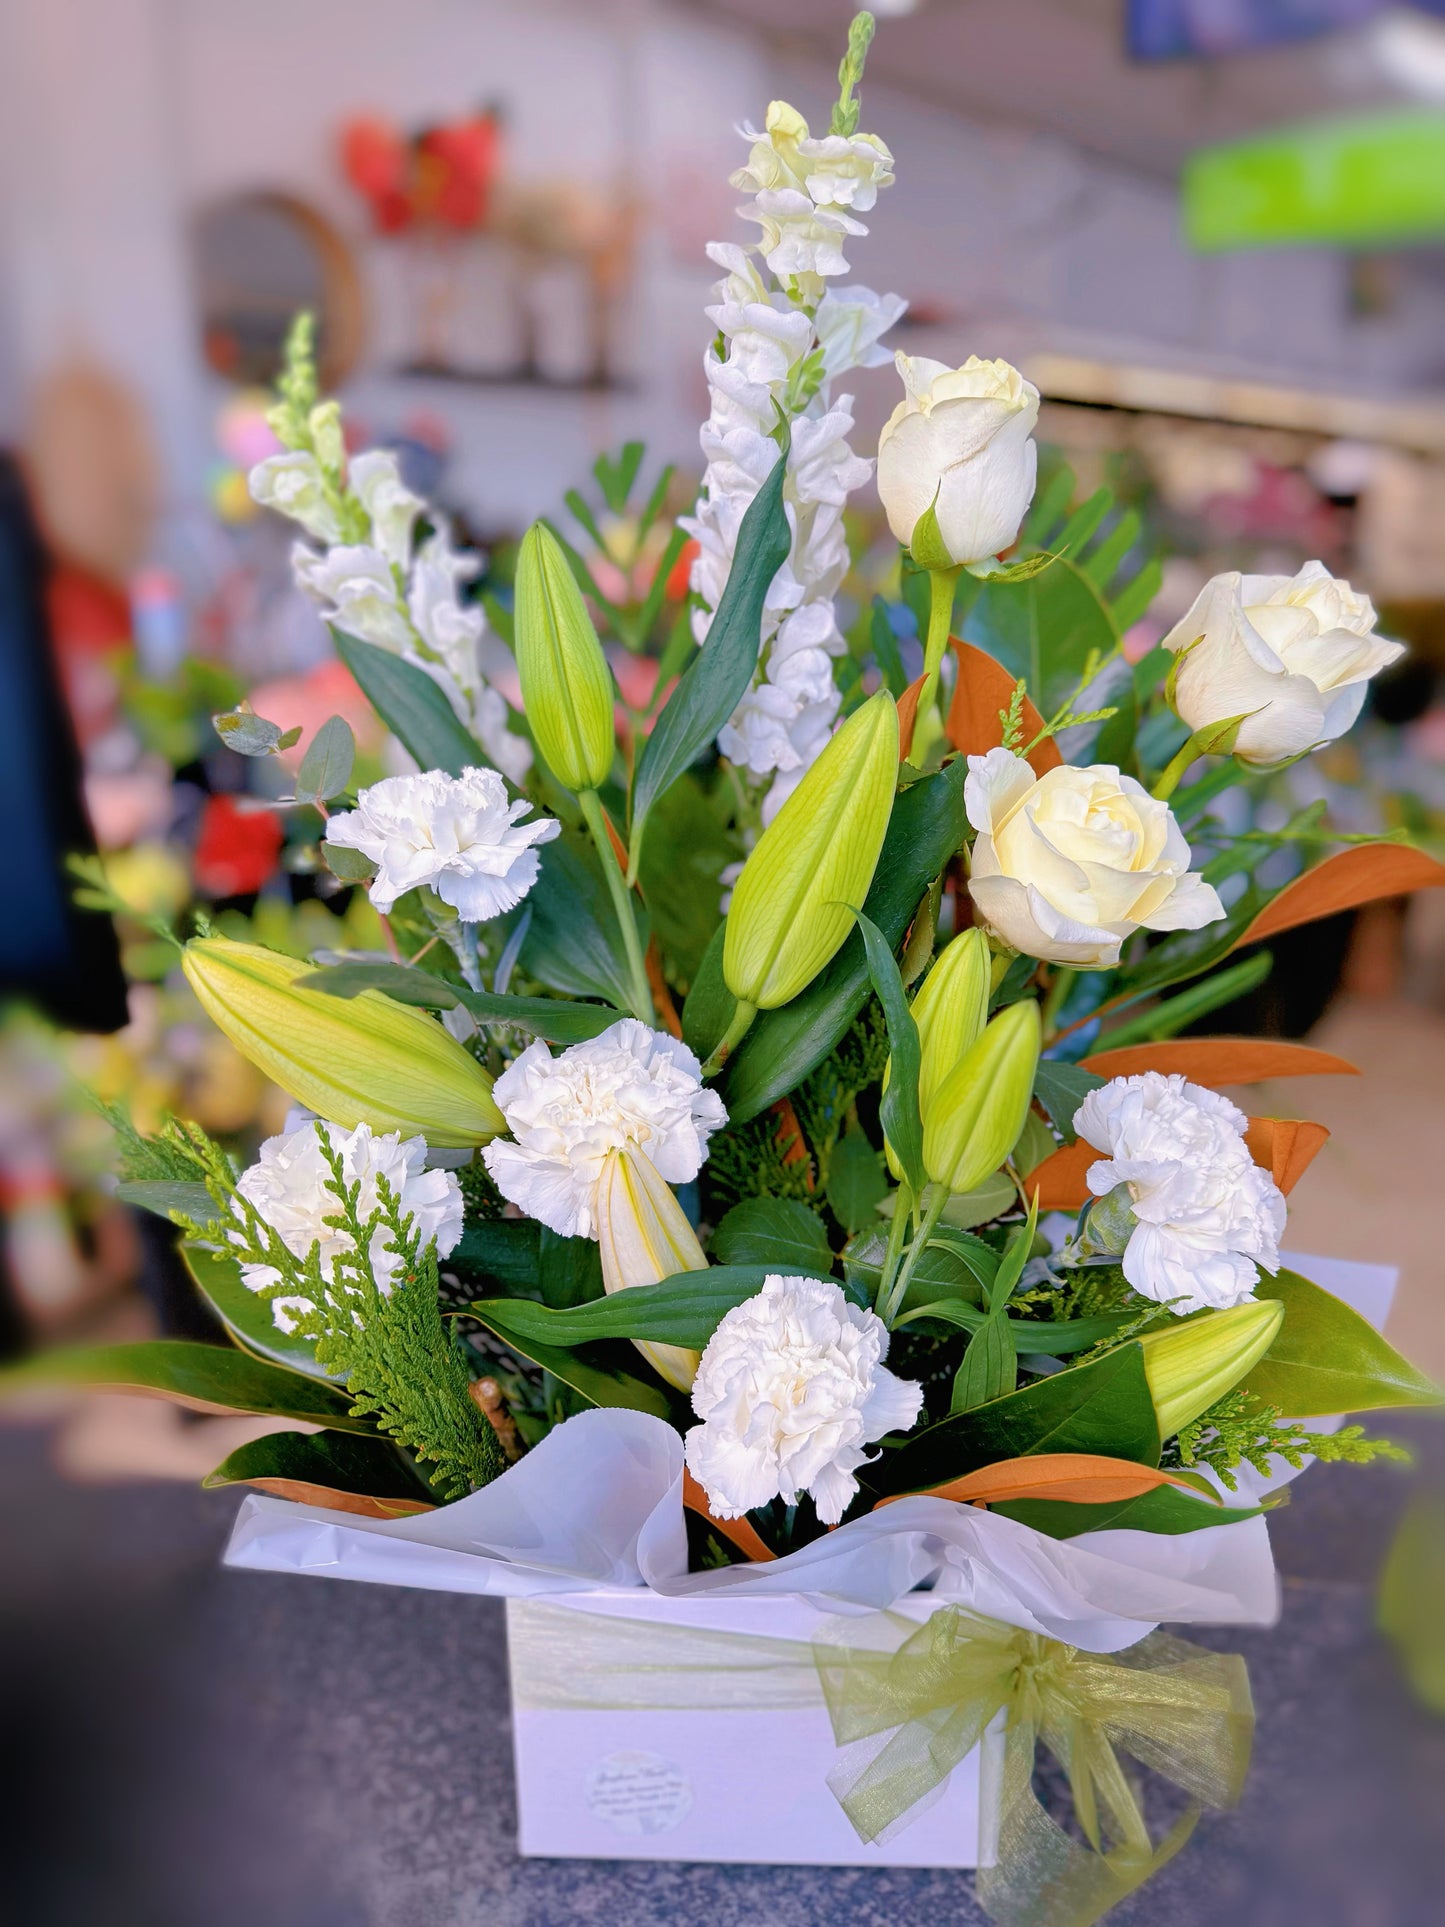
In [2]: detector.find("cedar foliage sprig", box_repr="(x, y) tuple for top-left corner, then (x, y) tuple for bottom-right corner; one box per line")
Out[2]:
(1167, 1387), (1410, 1490)
(171, 1128), (503, 1499)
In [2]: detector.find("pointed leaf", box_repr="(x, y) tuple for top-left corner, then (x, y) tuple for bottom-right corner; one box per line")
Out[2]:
(517, 832), (637, 1009)
(462, 1310), (673, 1419)
(712, 1198), (833, 1275)
(945, 640), (1060, 773)
(295, 714), (356, 802)
(963, 557), (1119, 725)
(214, 708), (285, 756)
(332, 630), (481, 778)
(301, 962), (620, 1043)
(852, 907), (924, 1197)
(117, 1179), (217, 1221)
(470, 1263), (825, 1352)
(1033, 1060), (1105, 1143)
(632, 441), (790, 833)
(203, 1429), (436, 1517)
(1236, 845), (1445, 950)
(878, 1451), (1208, 1510)
(183, 1242), (341, 1382)
(1244, 1269), (1441, 1417)
(950, 1314), (1016, 1413)
(996, 1484), (1260, 1541)
(1242, 1118), (1330, 1194)
(1082, 1040), (1360, 1086)
(0, 1339), (368, 1429)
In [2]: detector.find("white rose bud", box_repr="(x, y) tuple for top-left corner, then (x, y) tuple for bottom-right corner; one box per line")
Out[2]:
(964, 748), (1223, 969)
(1162, 563), (1405, 766)
(876, 354), (1040, 567)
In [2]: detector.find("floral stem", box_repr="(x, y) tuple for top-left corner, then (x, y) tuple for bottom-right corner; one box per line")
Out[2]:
(701, 999), (757, 1078)
(378, 915), (402, 964)
(579, 787), (654, 1024)
(1041, 964), (1076, 1040)
(884, 1181), (949, 1328)
(919, 566), (961, 719)
(874, 1182), (913, 1322)
(1150, 735), (1202, 802)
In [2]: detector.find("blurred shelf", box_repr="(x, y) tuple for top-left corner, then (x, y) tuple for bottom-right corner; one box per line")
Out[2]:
(390, 361), (634, 395)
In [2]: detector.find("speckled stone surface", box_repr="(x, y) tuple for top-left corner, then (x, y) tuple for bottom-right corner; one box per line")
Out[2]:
(2, 1420), (1442, 1927)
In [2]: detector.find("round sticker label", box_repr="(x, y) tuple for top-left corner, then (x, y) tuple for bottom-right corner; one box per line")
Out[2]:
(585, 1750), (692, 1836)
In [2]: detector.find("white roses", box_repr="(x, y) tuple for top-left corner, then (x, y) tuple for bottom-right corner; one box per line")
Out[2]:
(684, 1274), (923, 1525)
(876, 354), (1040, 567)
(964, 749), (1224, 968)
(482, 1020), (727, 1241)
(233, 1119), (464, 1332)
(324, 767), (558, 922)
(1162, 562), (1405, 765)
(1075, 1073), (1286, 1313)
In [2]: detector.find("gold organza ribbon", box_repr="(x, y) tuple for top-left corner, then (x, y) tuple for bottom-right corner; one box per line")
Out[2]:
(508, 1599), (1254, 1926)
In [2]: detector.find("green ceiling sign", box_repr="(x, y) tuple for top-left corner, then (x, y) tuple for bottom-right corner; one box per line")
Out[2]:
(1184, 110), (1445, 251)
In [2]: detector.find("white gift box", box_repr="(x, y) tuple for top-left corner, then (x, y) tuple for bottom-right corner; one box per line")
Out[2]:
(223, 1252), (1396, 1869)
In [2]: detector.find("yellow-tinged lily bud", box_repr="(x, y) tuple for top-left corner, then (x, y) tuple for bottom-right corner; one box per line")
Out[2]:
(1137, 1298), (1284, 1440)
(182, 937), (503, 1147)
(923, 998), (1041, 1196)
(514, 522), (615, 793)
(595, 1145), (704, 1392)
(885, 927), (991, 1178)
(724, 691), (899, 1012)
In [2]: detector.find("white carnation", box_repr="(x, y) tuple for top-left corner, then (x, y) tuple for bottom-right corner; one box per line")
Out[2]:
(324, 766), (558, 921)
(483, 1020), (728, 1240)
(1074, 1072), (1286, 1314)
(232, 1120), (464, 1332)
(685, 1274), (923, 1525)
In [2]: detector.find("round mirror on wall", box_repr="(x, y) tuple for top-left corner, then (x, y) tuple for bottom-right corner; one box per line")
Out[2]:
(193, 191), (365, 387)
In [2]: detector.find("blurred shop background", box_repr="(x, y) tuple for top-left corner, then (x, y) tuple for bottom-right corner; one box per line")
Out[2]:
(2, 0), (1445, 1521)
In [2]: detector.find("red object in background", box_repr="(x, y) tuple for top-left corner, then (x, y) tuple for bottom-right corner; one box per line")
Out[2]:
(341, 110), (502, 234)
(666, 538), (698, 603)
(192, 793), (284, 899)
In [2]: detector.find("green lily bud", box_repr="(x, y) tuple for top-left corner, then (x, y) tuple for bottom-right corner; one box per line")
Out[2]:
(724, 690), (899, 1012)
(923, 998), (1041, 1196)
(182, 937), (503, 1147)
(1137, 1299), (1285, 1440)
(514, 522), (615, 792)
(885, 927), (991, 1178)
(595, 1145), (705, 1392)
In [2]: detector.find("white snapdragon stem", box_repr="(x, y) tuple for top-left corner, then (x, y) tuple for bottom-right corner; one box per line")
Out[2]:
(681, 91), (905, 825)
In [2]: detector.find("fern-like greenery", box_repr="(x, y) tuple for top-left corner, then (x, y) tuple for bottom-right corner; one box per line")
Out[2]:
(1166, 1387), (1410, 1490)
(173, 1127), (503, 1500)
(87, 1094), (221, 1184)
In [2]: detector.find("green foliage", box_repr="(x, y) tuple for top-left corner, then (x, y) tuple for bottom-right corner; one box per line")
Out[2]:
(826, 1128), (889, 1233)
(1245, 1269), (1442, 1416)
(88, 1096), (218, 1186)
(1167, 1388), (1410, 1492)
(332, 631), (481, 779)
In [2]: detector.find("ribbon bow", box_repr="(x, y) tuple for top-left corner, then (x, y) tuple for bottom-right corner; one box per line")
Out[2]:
(813, 1605), (1254, 1926)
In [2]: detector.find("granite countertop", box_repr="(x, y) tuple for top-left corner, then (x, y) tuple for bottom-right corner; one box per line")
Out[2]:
(2, 1418), (1442, 1927)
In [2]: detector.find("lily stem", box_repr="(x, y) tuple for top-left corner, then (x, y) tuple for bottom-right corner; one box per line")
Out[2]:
(701, 998), (757, 1078)
(883, 1181), (950, 1328)
(578, 787), (655, 1025)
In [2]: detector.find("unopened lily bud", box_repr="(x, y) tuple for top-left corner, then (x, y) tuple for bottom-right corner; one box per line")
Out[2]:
(724, 690), (899, 1012)
(182, 936), (503, 1147)
(514, 522), (615, 793)
(885, 927), (991, 1178)
(923, 998), (1041, 1196)
(1137, 1298), (1284, 1440)
(595, 1145), (704, 1392)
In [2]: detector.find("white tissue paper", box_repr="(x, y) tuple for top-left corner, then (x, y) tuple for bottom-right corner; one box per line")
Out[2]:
(222, 1252), (1397, 1867)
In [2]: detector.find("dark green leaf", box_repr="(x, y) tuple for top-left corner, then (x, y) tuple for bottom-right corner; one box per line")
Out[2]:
(1021, 464), (1076, 546)
(295, 714), (355, 802)
(963, 558), (1118, 723)
(117, 1179), (216, 1221)
(538, 1227), (604, 1309)
(1110, 559), (1164, 636)
(996, 1484), (1259, 1541)
(713, 1198), (834, 1274)
(0, 1339), (369, 1430)
(1053, 488), (1112, 562)
(332, 630), (481, 778)
(1245, 1269), (1441, 1417)
(1080, 509), (1140, 594)
(471, 1263), (821, 1351)
(844, 1226), (992, 1314)
(722, 758), (971, 1123)
(636, 774), (734, 983)
(950, 1314), (1017, 1412)
(183, 1242), (342, 1382)
(203, 1428), (435, 1509)
(877, 1343), (1159, 1495)
(1098, 952), (1272, 1051)
(450, 1219), (541, 1294)
(852, 907), (924, 1198)
(871, 600), (907, 699)
(1032, 1061), (1105, 1144)
(826, 1129), (889, 1235)
(323, 843), (378, 883)
(461, 1316), (673, 1418)
(300, 962), (620, 1043)
(680, 923), (733, 1061)
(632, 442), (790, 835)
(516, 832), (638, 1009)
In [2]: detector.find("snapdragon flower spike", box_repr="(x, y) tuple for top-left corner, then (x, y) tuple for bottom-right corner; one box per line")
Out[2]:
(724, 689), (899, 1014)
(182, 936), (504, 1147)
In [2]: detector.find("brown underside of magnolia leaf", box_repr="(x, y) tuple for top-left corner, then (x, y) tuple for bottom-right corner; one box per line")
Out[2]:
(1082, 1039), (1359, 1086)
(683, 1468), (776, 1562)
(234, 1477), (435, 1518)
(875, 1452), (1208, 1510)
(1026, 1110), (1328, 1209)
(1235, 844), (1445, 950)
(945, 639), (1062, 775)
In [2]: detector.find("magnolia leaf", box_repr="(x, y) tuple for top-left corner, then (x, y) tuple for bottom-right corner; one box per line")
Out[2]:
(1082, 1039), (1360, 1087)
(1241, 1118), (1331, 1195)
(116, 1179), (216, 1221)
(470, 1263), (828, 1353)
(203, 1428), (436, 1517)
(462, 1310), (673, 1419)
(632, 441), (790, 838)
(1033, 1060), (1105, 1143)
(682, 1469), (776, 1563)
(182, 1243), (341, 1382)
(0, 1339), (369, 1429)
(1235, 844), (1445, 950)
(880, 1451), (1210, 1509)
(712, 1198), (833, 1275)
(295, 714), (356, 802)
(516, 832), (639, 1011)
(844, 1226), (992, 1313)
(963, 557), (1118, 730)
(332, 629), (481, 778)
(1244, 1269), (1441, 1417)
(995, 1484), (1261, 1541)
(852, 907), (924, 1198)
(877, 1343), (1160, 1496)
(449, 1220), (542, 1294)
(945, 640), (1061, 773)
